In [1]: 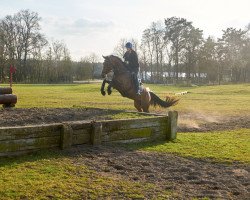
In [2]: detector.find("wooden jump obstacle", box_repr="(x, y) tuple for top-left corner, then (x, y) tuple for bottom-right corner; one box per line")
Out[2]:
(0, 111), (178, 157)
(0, 87), (17, 108)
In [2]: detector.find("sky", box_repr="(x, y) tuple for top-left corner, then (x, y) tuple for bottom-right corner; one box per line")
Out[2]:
(0, 0), (250, 61)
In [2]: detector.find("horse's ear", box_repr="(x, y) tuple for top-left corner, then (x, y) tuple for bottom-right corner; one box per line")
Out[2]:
(102, 55), (108, 59)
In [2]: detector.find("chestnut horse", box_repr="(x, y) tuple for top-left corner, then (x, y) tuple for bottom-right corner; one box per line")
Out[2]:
(101, 55), (178, 112)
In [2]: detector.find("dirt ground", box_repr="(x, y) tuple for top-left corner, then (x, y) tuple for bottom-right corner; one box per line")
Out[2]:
(66, 145), (250, 199)
(0, 108), (120, 127)
(0, 108), (249, 132)
(178, 111), (250, 132)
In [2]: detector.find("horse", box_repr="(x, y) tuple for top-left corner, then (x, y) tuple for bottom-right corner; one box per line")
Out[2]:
(101, 55), (179, 112)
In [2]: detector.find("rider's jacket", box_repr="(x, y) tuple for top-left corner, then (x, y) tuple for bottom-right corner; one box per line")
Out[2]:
(123, 50), (139, 73)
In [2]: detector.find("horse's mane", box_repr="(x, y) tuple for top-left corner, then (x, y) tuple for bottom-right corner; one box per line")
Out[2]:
(110, 55), (124, 65)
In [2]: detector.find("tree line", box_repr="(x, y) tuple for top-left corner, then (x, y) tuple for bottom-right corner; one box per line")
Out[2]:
(115, 18), (250, 85)
(0, 10), (100, 83)
(1, 10), (249, 84)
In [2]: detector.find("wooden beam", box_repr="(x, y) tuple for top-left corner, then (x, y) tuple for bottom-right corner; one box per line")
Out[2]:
(91, 122), (102, 146)
(166, 111), (178, 140)
(60, 124), (73, 149)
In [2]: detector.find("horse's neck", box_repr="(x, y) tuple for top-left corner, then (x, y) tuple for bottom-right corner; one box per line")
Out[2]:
(111, 58), (127, 74)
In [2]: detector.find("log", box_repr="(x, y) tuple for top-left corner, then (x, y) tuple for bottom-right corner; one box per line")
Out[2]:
(0, 87), (12, 95)
(0, 94), (17, 104)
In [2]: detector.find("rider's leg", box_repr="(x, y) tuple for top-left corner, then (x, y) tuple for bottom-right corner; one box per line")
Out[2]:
(132, 72), (140, 95)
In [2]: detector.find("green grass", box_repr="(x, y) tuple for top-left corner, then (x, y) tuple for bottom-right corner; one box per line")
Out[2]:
(6, 83), (250, 116)
(0, 151), (170, 199)
(124, 129), (250, 163)
(0, 83), (249, 199)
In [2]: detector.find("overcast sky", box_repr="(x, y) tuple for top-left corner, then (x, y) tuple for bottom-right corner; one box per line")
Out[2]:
(1, 0), (249, 60)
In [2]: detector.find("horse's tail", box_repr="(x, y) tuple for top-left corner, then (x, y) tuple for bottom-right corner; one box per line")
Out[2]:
(149, 92), (179, 108)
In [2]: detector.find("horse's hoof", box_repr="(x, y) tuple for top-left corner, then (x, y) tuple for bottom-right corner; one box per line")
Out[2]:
(107, 90), (112, 95)
(101, 90), (106, 96)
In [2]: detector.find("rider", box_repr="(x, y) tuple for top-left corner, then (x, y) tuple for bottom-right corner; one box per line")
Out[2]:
(123, 42), (140, 95)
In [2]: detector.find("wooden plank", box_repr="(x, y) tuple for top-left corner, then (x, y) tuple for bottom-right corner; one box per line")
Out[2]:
(72, 133), (90, 145)
(70, 121), (92, 130)
(0, 124), (61, 141)
(0, 136), (60, 153)
(102, 127), (152, 142)
(101, 116), (168, 132)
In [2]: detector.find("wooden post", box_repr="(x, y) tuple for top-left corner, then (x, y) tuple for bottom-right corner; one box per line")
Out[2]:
(91, 122), (102, 146)
(166, 111), (178, 140)
(60, 123), (73, 149)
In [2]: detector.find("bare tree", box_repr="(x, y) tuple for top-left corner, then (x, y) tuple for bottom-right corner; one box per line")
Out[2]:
(113, 38), (127, 57)
(82, 53), (100, 79)
(141, 28), (155, 82)
(113, 38), (139, 58)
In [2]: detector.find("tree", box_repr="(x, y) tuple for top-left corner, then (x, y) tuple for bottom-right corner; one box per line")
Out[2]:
(113, 38), (127, 58)
(198, 36), (217, 84)
(150, 21), (166, 82)
(141, 28), (155, 82)
(0, 10), (47, 82)
(183, 27), (203, 85)
(218, 27), (248, 82)
(164, 17), (192, 83)
(113, 38), (139, 58)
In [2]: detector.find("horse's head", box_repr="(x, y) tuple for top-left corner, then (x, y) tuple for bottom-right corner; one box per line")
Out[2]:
(101, 55), (125, 78)
(101, 56), (113, 78)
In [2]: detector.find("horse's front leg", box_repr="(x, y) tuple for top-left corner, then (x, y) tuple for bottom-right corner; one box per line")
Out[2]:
(107, 81), (113, 95)
(101, 79), (107, 96)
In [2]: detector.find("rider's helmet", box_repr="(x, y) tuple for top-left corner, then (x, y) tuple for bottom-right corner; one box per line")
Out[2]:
(125, 42), (133, 49)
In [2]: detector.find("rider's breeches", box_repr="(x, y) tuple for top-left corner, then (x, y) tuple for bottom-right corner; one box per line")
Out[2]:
(131, 72), (140, 92)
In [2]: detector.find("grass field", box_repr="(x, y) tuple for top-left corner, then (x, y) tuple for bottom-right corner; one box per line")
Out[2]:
(0, 151), (170, 199)
(0, 83), (249, 199)
(10, 83), (250, 116)
(0, 151), (173, 199)
(3, 83), (250, 162)
(125, 129), (250, 163)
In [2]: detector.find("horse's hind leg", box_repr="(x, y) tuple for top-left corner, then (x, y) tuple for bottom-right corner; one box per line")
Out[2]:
(141, 90), (151, 113)
(134, 100), (142, 112)
(142, 102), (150, 113)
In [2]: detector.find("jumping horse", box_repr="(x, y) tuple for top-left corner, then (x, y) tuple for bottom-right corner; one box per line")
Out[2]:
(101, 55), (178, 112)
